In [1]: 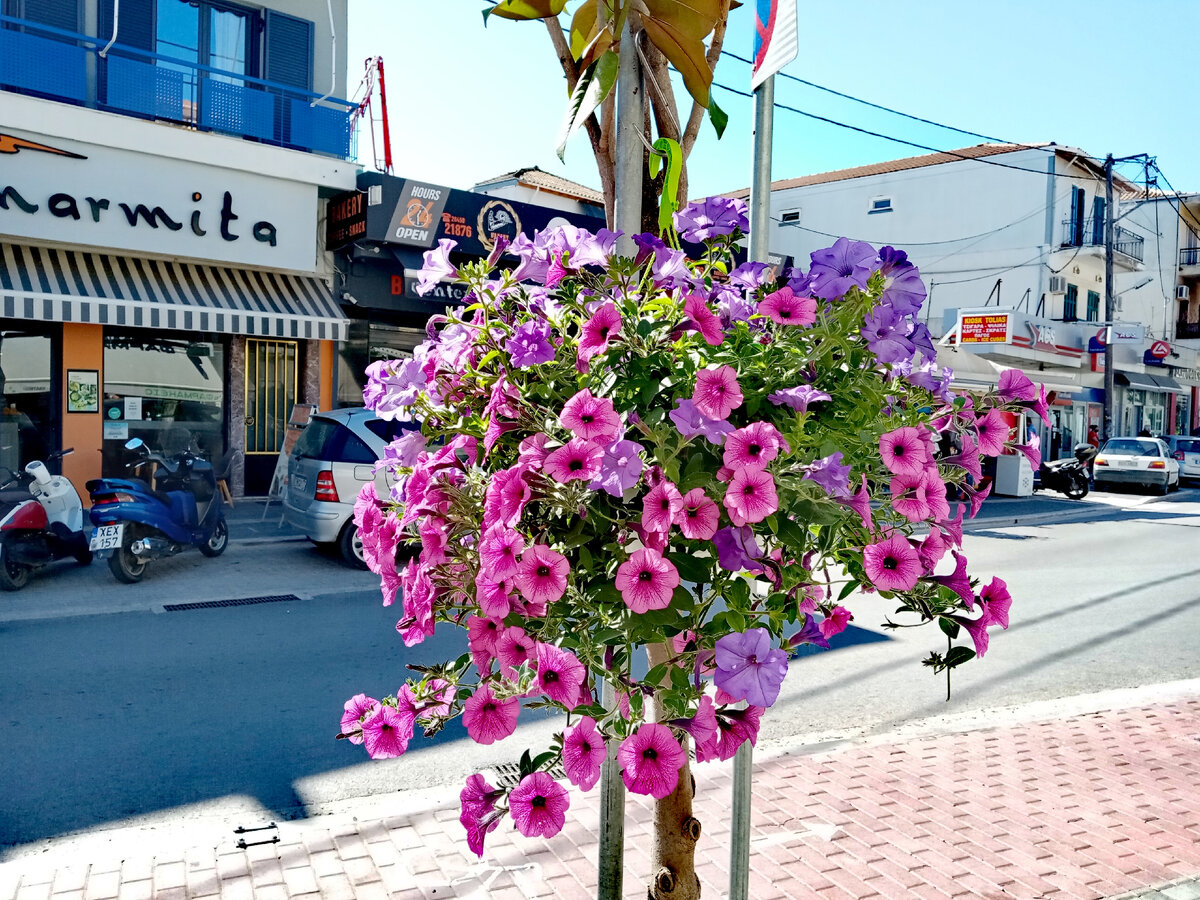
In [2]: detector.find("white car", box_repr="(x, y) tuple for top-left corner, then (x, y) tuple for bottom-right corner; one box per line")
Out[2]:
(1163, 435), (1200, 485)
(1093, 437), (1180, 495)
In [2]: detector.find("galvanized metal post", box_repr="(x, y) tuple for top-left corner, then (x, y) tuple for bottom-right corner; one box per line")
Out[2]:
(597, 17), (643, 900)
(730, 73), (775, 900)
(1103, 154), (1115, 442)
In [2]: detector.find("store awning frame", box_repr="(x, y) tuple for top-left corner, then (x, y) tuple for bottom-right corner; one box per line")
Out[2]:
(1116, 371), (1184, 393)
(0, 242), (348, 341)
(936, 346), (1080, 396)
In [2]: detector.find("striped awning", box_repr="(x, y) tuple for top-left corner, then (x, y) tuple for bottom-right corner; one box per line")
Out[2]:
(0, 242), (348, 341)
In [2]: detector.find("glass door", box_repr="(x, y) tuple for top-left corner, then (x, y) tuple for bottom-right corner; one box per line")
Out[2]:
(243, 338), (297, 495)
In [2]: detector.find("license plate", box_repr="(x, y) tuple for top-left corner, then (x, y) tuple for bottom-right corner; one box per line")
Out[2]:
(1112, 459), (1134, 467)
(90, 524), (124, 551)
(291, 475), (307, 493)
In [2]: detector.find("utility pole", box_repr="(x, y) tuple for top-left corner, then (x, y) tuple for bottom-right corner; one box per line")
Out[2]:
(1103, 154), (1116, 442)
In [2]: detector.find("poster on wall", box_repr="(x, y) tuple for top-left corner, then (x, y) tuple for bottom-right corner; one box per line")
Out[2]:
(66, 370), (99, 413)
(957, 310), (1013, 344)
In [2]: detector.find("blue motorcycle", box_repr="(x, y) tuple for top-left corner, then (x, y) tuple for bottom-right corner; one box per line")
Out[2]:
(87, 438), (229, 583)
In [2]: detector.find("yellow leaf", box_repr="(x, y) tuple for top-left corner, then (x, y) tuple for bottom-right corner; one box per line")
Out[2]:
(578, 26), (615, 72)
(570, 0), (599, 59)
(640, 15), (712, 107)
(486, 0), (568, 22)
(640, 0), (722, 41)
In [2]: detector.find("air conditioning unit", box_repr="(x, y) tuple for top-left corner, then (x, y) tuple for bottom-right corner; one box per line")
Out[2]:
(1178, 285), (1191, 301)
(1048, 275), (1067, 294)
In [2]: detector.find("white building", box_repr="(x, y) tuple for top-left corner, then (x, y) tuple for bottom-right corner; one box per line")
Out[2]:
(737, 143), (1196, 449)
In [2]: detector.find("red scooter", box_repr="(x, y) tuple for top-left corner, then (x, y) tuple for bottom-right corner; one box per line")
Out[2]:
(0, 449), (92, 590)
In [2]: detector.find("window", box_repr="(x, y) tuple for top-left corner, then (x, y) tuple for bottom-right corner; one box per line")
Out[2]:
(1067, 186), (1086, 247)
(364, 418), (416, 443)
(868, 197), (893, 214)
(0, 327), (58, 474)
(2, 0), (79, 31)
(1086, 290), (1100, 322)
(780, 209), (801, 225)
(1063, 283), (1078, 321)
(326, 425), (375, 464)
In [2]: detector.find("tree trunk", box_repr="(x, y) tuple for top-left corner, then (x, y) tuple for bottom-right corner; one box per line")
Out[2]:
(646, 643), (702, 900)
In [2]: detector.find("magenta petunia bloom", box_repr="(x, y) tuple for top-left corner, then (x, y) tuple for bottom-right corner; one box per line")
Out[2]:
(923, 470), (952, 523)
(483, 465), (531, 528)
(841, 474), (874, 533)
(974, 407), (1010, 457)
(679, 488), (720, 540)
(683, 293), (724, 345)
(475, 573), (516, 619)
(509, 771), (570, 838)
(758, 286), (817, 326)
(360, 704), (414, 759)
(724, 421), (786, 471)
(713, 628), (790, 708)
(724, 467), (779, 526)
(461, 684), (519, 745)
(340, 694), (380, 745)
(930, 550), (974, 609)
(674, 694), (718, 749)
(543, 438), (605, 484)
(496, 625), (536, 678)
(460, 773), (504, 857)
(704, 706), (763, 763)
(890, 471), (932, 523)
(819, 606), (853, 639)
(618, 723), (687, 799)
(692, 365), (744, 420)
(535, 642), (587, 706)
(467, 615), (504, 673)
(641, 480), (683, 534)
(562, 716), (607, 791)
(879, 426), (929, 477)
(997, 368), (1038, 403)
(614, 547), (680, 613)
(577, 301), (622, 369)
(917, 528), (948, 572)
(862, 532), (924, 591)
(514, 544), (570, 610)
(478, 525), (525, 581)
(559, 389), (622, 444)
(979, 576), (1011, 628)
(948, 613), (992, 657)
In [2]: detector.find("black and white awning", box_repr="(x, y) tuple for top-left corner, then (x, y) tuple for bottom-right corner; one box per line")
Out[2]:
(0, 242), (348, 341)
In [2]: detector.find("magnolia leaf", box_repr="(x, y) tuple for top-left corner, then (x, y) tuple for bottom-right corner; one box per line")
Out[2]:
(484, 0), (567, 23)
(554, 50), (618, 161)
(708, 94), (728, 138)
(569, 0), (600, 58)
(639, 14), (712, 107)
(640, 0), (722, 41)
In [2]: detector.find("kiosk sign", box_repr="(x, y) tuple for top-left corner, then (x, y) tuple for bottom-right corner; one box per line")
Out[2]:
(957, 310), (1012, 344)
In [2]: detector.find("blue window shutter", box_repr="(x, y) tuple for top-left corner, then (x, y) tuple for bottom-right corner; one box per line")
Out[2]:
(98, 0), (153, 51)
(1092, 196), (1106, 246)
(1069, 187), (1084, 246)
(264, 10), (313, 90)
(18, 0), (79, 31)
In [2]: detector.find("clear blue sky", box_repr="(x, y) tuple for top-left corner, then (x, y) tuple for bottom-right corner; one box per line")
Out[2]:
(346, 2), (1199, 200)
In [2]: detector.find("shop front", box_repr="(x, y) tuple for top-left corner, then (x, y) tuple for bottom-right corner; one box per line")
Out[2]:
(0, 128), (346, 495)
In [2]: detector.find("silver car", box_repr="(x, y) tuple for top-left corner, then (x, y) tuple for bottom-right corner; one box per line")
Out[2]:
(283, 408), (413, 567)
(1163, 435), (1200, 485)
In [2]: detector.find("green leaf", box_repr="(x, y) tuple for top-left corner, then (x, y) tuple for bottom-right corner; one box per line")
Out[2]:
(555, 54), (617, 162)
(726, 577), (750, 610)
(578, 545), (594, 572)
(775, 516), (808, 548)
(519, 748), (534, 778)
(945, 646), (976, 667)
(530, 750), (557, 772)
(669, 663), (692, 691)
(671, 552), (711, 585)
(708, 95), (728, 139)
(939, 617), (961, 640)
(837, 579), (859, 602)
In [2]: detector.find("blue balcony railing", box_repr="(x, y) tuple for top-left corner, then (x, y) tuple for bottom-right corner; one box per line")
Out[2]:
(0, 14), (355, 160)
(1182, 247), (1200, 268)
(1060, 217), (1145, 264)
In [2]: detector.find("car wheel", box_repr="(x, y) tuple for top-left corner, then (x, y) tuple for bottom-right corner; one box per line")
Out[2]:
(338, 521), (368, 570)
(0, 541), (30, 591)
(1155, 478), (1169, 496)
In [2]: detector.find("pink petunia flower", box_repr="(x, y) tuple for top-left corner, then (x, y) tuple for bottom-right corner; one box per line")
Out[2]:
(673, 694), (718, 749)
(562, 717), (607, 791)
(496, 625), (536, 679)
(974, 407), (1010, 457)
(683, 293), (724, 345)
(559, 388), (622, 444)
(879, 426), (929, 477)
(360, 704), (415, 759)
(979, 576), (1011, 628)
(916, 528), (948, 572)
(614, 547), (680, 613)
(577, 301), (622, 369)
(514, 544), (570, 609)
(724, 467), (779, 526)
(517, 433), (552, 470)
(460, 773), (504, 857)
(534, 642), (587, 706)
(475, 573), (517, 619)
(509, 771), (570, 838)
(862, 532), (924, 592)
(478, 525), (525, 581)
(709, 705), (763, 762)
(997, 368), (1038, 402)
(723, 421), (786, 471)
(466, 615), (503, 673)
(948, 613), (992, 657)
(890, 471), (932, 523)
(641, 480), (684, 534)
(679, 488), (720, 540)
(543, 438), (605, 484)
(419, 679), (457, 720)
(461, 684), (519, 745)
(483, 465), (531, 528)
(819, 606), (853, 639)
(340, 694), (380, 745)
(692, 365), (744, 420)
(923, 470), (952, 523)
(841, 474), (874, 533)
(758, 286), (817, 326)
(618, 723), (687, 799)
(930, 550), (975, 609)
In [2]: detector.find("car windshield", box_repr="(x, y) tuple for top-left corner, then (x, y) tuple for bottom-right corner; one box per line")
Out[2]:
(1170, 438), (1200, 454)
(1102, 439), (1160, 457)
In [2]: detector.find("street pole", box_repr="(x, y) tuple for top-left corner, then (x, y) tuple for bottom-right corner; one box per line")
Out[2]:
(597, 15), (643, 899)
(1103, 154), (1115, 442)
(730, 72), (775, 900)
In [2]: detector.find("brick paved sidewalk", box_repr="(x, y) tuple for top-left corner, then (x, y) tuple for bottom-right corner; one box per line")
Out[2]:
(4, 697), (1199, 900)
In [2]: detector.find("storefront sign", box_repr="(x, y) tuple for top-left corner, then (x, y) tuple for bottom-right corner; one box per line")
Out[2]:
(957, 311), (1012, 344)
(1145, 341), (1172, 367)
(326, 190), (367, 251)
(385, 181), (452, 247)
(0, 129), (317, 271)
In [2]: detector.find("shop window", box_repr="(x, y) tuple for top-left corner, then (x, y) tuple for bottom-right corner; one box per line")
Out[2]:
(101, 333), (227, 477)
(337, 320), (428, 409)
(0, 327), (57, 473)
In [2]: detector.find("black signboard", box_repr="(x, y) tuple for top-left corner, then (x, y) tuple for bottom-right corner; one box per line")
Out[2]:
(326, 189), (368, 251)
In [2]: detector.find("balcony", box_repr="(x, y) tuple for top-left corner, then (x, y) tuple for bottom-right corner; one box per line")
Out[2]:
(1182, 247), (1200, 275)
(1176, 319), (1200, 340)
(0, 14), (354, 160)
(1060, 218), (1145, 265)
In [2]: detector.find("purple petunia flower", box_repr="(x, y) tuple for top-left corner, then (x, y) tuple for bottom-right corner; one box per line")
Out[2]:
(861, 306), (916, 365)
(714, 629), (789, 708)
(589, 439), (645, 497)
(669, 399), (735, 446)
(728, 261), (772, 291)
(712, 525), (762, 573)
(877, 245), (927, 315)
(768, 384), (831, 413)
(506, 321), (555, 368)
(415, 239), (458, 296)
(673, 196), (749, 242)
(804, 451), (853, 499)
(809, 237), (877, 300)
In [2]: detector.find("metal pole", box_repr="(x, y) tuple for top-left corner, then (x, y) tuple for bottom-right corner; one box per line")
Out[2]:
(597, 18), (642, 900)
(730, 73), (775, 900)
(1103, 155), (1116, 442)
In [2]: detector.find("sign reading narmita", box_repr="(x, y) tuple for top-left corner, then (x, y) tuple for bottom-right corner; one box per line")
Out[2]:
(957, 310), (1013, 344)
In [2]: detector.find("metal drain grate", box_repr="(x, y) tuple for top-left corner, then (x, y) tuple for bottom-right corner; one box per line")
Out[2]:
(493, 760), (567, 787)
(164, 594), (302, 612)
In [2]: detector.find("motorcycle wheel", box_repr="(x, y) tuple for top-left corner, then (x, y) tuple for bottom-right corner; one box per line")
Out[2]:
(0, 542), (30, 591)
(109, 530), (147, 584)
(1064, 472), (1089, 500)
(199, 518), (228, 558)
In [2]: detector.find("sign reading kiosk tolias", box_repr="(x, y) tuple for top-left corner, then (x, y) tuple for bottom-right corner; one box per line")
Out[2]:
(956, 310), (1013, 345)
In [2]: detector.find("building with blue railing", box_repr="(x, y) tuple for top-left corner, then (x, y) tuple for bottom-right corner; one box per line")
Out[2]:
(0, 0), (357, 496)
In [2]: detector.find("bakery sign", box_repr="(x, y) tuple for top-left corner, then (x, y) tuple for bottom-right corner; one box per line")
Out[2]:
(0, 129), (317, 271)
(956, 310), (1012, 344)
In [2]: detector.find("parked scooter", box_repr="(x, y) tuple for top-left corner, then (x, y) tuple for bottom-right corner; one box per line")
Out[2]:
(86, 438), (228, 583)
(1037, 442), (1097, 500)
(0, 449), (92, 590)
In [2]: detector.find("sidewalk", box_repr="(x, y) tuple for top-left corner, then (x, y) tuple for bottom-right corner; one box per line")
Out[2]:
(4, 685), (1198, 900)
(222, 497), (306, 544)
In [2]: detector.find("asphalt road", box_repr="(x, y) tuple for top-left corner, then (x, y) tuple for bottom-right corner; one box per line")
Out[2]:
(3, 488), (1199, 851)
